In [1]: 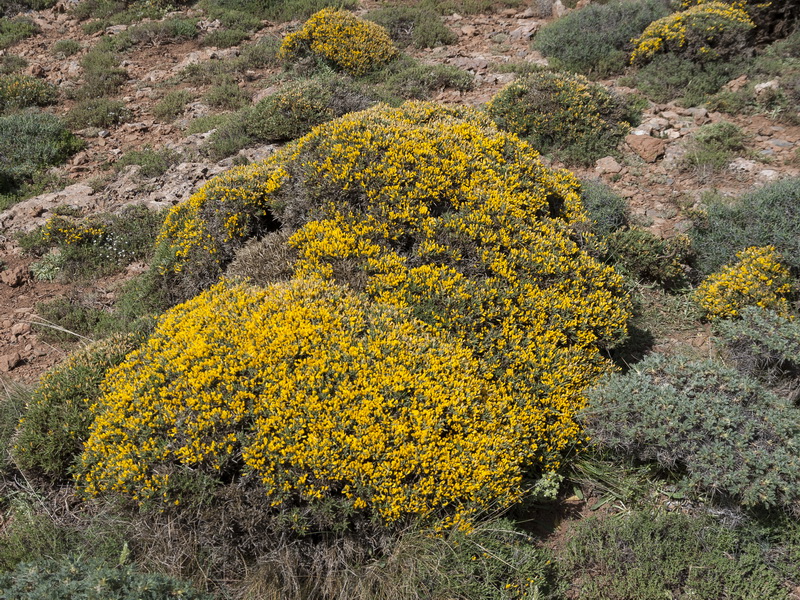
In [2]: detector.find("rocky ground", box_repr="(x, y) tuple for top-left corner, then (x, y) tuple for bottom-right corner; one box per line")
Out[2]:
(0, 0), (798, 383)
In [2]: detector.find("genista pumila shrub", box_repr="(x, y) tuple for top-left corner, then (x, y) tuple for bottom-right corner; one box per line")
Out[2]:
(279, 8), (398, 76)
(485, 70), (637, 165)
(694, 245), (795, 320)
(630, 1), (755, 64)
(116, 102), (630, 525)
(78, 279), (526, 526)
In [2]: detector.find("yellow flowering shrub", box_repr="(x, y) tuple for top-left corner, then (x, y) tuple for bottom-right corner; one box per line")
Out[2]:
(77, 279), (525, 526)
(0, 73), (57, 113)
(279, 8), (398, 76)
(145, 101), (630, 527)
(631, 1), (755, 64)
(485, 70), (636, 166)
(694, 245), (795, 320)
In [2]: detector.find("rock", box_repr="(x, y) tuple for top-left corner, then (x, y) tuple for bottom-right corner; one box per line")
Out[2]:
(0, 266), (28, 287)
(725, 74), (749, 92)
(595, 156), (623, 175)
(626, 134), (667, 163)
(461, 25), (476, 36)
(686, 107), (709, 125)
(27, 64), (45, 78)
(105, 24), (128, 34)
(771, 139), (794, 148)
(729, 157), (757, 173)
(644, 117), (670, 132)
(11, 322), (31, 336)
(758, 169), (779, 181)
(552, 0), (566, 17)
(0, 352), (21, 373)
(509, 22), (539, 41)
(754, 80), (779, 100)
(664, 128), (682, 140)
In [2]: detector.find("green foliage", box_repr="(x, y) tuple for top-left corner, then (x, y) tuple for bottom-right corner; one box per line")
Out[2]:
(122, 17), (199, 47)
(50, 39), (81, 57)
(66, 98), (131, 128)
(365, 4), (457, 49)
(579, 178), (629, 237)
(532, 0), (671, 77)
(0, 0), (57, 15)
(185, 112), (231, 135)
(0, 380), (27, 472)
(73, 48), (127, 99)
(714, 306), (800, 391)
(200, 0), (357, 23)
(682, 120), (747, 175)
(690, 176), (800, 276)
(153, 89), (191, 122)
(204, 81), (250, 110)
(201, 27), (249, 48)
(0, 52), (26, 74)
(12, 333), (143, 478)
(606, 227), (692, 288)
(114, 146), (179, 178)
(561, 510), (790, 600)
(586, 353), (800, 511)
(0, 555), (211, 600)
(0, 74), (57, 114)
(175, 35), (280, 84)
(0, 111), (83, 193)
(0, 16), (38, 50)
(371, 60), (473, 103)
(0, 498), (72, 571)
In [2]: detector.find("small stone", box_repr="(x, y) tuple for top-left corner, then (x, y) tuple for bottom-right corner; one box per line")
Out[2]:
(0, 352), (21, 372)
(626, 134), (667, 163)
(461, 25), (476, 35)
(0, 266), (27, 287)
(11, 322), (30, 336)
(725, 74), (749, 93)
(595, 156), (623, 174)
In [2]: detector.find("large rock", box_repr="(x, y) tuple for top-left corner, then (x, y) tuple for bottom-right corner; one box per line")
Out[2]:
(626, 134), (667, 163)
(595, 156), (623, 175)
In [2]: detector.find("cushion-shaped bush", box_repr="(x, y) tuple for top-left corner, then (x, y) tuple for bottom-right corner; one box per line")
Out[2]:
(13, 333), (142, 478)
(134, 102), (630, 520)
(78, 279), (527, 526)
(694, 245), (795, 320)
(485, 70), (637, 165)
(0, 73), (57, 113)
(606, 227), (692, 289)
(690, 177), (800, 277)
(365, 5), (457, 49)
(532, 0), (671, 77)
(631, 1), (755, 64)
(585, 353), (800, 512)
(279, 8), (398, 76)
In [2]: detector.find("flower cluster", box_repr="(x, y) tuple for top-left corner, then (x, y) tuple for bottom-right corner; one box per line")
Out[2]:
(279, 8), (398, 76)
(0, 73), (57, 113)
(694, 245), (795, 320)
(40, 215), (107, 247)
(631, 1), (755, 64)
(485, 70), (634, 165)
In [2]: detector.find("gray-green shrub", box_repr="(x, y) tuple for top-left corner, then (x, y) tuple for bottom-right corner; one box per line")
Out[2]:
(366, 4), (457, 48)
(66, 98), (130, 128)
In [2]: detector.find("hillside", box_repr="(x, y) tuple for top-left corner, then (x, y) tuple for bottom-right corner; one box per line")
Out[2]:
(1, 0), (800, 598)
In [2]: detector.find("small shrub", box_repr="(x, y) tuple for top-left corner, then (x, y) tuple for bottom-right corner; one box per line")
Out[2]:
(0, 111), (83, 193)
(202, 116), (252, 159)
(50, 38), (80, 57)
(694, 245), (795, 320)
(0, 380), (27, 472)
(279, 8), (398, 76)
(586, 352), (800, 511)
(606, 227), (692, 288)
(114, 146), (180, 178)
(372, 61), (473, 102)
(199, 0), (357, 23)
(185, 112), (231, 134)
(365, 5), (457, 49)
(75, 48), (127, 98)
(631, 1), (755, 65)
(486, 70), (637, 166)
(579, 178), (629, 238)
(243, 75), (374, 142)
(66, 97), (130, 128)
(0, 73), (57, 113)
(0, 556), (211, 600)
(561, 510), (790, 600)
(682, 120), (746, 175)
(204, 81), (250, 109)
(0, 53), (26, 74)
(153, 89), (191, 121)
(690, 177), (800, 276)
(125, 17), (198, 46)
(714, 306), (800, 392)
(0, 498), (71, 571)
(202, 27), (249, 48)
(13, 333), (142, 478)
(533, 0), (671, 77)
(0, 16), (38, 50)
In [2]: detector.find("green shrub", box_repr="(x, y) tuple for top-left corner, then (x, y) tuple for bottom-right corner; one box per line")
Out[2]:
(66, 98), (131, 128)
(0, 0), (57, 14)
(0, 381), (27, 472)
(586, 353), (800, 511)
(201, 116), (252, 159)
(243, 75), (374, 142)
(0, 52), (26, 74)
(199, 0), (357, 23)
(0, 16), (38, 50)
(196, 0), (261, 31)
(175, 35), (280, 85)
(204, 81), (250, 109)
(0, 73), (57, 113)
(153, 89), (191, 121)
(627, 52), (746, 105)
(533, 0), (671, 77)
(606, 227), (692, 288)
(279, 8), (398, 76)
(631, 1), (755, 64)
(371, 61), (473, 103)
(579, 178), (629, 238)
(486, 70), (637, 166)
(114, 146), (180, 178)
(75, 49), (127, 98)
(561, 510), (791, 600)
(124, 17), (198, 47)
(0, 498), (71, 571)
(0, 111), (83, 193)
(690, 177), (800, 276)
(50, 38), (81, 57)
(185, 112), (231, 135)
(13, 333), (142, 478)
(202, 27), (249, 48)
(714, 306), (800, 392)
(365, 5), (457, 49)
(682, 120), (747, 175)
(0, 556), (211, 600)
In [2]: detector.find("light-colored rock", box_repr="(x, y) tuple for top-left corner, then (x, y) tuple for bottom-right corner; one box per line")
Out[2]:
(0, 352), (21, 373)
(595, 156), (623, 174)
(754, 80), (779, 100)
(625, 134), (667, 163)
(552, 0), (566, 17)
